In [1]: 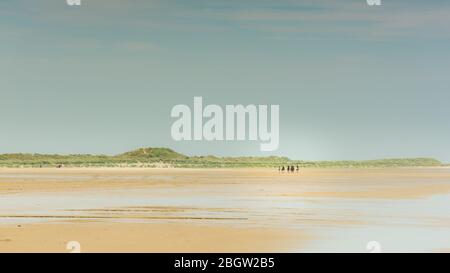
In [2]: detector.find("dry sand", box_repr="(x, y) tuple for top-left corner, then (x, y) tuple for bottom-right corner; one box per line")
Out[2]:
(0, 221), (302, 253)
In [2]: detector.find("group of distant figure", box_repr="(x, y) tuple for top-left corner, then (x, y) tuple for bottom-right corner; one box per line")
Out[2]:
(279, 165), (299, 173)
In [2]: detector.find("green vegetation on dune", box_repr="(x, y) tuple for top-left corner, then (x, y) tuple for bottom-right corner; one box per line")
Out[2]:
(290, 158), (443, 168)
(0, 148), (443, 168)
(118, 148), (187, 160)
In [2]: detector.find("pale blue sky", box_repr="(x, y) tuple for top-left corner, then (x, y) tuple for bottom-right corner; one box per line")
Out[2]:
(1, 0), (450, 161)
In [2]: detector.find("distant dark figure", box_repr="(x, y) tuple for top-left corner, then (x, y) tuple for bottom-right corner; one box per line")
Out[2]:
(56, 164), (63, 169)
(296, 165), (299, 173)
(290, 166), (295, 173)
(278, 166), (281, 172)
(281, 166), (285, 172)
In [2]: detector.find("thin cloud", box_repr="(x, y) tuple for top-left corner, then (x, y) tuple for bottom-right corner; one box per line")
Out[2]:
(207, 1), (450, 40)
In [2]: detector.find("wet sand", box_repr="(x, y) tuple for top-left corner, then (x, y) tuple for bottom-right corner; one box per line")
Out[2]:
(0, 168), (450, 252)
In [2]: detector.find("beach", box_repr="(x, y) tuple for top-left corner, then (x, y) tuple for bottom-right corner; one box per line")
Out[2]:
(0, 168), (449, 252)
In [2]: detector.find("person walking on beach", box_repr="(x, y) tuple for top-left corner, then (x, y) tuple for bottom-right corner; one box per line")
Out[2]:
(296, 165), (299, 173)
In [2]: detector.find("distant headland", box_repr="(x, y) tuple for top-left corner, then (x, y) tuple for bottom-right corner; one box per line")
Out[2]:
(0, 147), (443, 168)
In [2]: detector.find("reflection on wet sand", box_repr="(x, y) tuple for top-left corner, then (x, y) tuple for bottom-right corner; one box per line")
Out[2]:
(0, 168), (449, 252)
